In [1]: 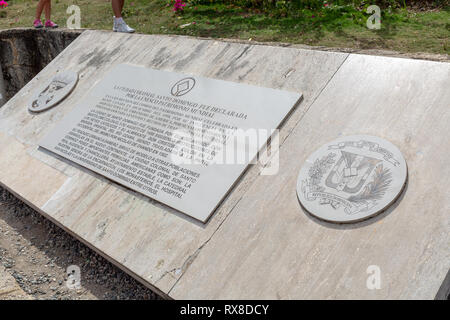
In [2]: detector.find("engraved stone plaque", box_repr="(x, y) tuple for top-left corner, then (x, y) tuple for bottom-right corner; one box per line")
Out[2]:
(29, 71), (78, 113)
(296, 135), (407, 223)
(40, 64), (302, 222)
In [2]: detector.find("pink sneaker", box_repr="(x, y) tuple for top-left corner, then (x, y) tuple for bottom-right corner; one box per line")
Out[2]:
(45, 20), (58, 28)
(33, 19), (43, 28)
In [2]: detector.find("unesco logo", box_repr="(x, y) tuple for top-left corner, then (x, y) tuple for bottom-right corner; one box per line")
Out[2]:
(171, 77), (196, 97)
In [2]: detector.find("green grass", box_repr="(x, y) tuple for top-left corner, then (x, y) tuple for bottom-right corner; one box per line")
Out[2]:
(0, 0), (448, 54)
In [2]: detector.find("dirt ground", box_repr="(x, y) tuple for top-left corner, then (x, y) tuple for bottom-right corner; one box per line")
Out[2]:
(0, 186), (161, 300)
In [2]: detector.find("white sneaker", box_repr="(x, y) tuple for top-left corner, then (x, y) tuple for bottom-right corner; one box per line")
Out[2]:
(113, 17), (135, 33)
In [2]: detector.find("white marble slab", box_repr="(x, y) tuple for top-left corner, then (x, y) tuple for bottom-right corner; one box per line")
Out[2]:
(3, 31), (449, 299)
(171, 54), (450, 300)
(0, 30), (349, 296)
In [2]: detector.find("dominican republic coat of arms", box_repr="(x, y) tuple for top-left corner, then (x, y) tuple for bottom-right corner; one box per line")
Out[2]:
(29, 71), (78, 113)
(296, 135), (407, 223)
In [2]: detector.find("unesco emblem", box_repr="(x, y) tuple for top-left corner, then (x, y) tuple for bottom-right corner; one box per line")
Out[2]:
(296, 135), (407, 223)
(171, 77), (196, 97)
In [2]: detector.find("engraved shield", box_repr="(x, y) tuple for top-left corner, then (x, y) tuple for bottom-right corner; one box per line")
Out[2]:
(325, 151), (381, 194)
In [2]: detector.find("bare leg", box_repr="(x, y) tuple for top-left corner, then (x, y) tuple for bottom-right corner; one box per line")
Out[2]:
(44, 0), (51, 21)
(35, 0), (48, 20)
(112, 0), (134, 32)
(112, 0), (122, 18)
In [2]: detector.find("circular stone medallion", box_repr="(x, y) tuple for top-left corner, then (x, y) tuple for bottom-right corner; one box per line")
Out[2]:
(28, 70), (78, 113)
(296, 135), (407, 223)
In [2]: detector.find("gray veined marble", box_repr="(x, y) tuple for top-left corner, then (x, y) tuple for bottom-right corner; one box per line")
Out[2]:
(296, 135), (407, 223)
(3, 31), (448, 299)
(28, 70), (78, 113)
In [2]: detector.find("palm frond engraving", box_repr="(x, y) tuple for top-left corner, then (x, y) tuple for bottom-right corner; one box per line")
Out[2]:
(308, 153), (336, 187)
(347, 164), (392, 203)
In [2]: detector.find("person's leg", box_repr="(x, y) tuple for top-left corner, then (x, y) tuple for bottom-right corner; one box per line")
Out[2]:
(43, 0), (58, 27)
(112, 0), (134, 33)
(44, 0), (51, 21)
(34, 0), (48, 27)
(112, 0), (122, 18)
(35, 0), (47, 20)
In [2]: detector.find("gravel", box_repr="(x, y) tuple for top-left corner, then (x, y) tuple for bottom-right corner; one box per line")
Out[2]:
(0, 186), (161, 300)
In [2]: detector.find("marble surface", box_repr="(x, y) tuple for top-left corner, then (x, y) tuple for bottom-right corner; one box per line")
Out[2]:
(0, 31), (347, 297)
(1, 31), (448, 299)
(170, 54), (450, 300)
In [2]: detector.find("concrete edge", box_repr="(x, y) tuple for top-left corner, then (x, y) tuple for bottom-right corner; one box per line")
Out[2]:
(1, 27), (448, 63)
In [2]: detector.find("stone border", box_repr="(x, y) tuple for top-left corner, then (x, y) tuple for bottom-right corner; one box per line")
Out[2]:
(0, 28), (82, 101)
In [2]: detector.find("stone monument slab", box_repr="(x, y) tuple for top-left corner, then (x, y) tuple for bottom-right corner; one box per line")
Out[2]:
(39, 64), (302, 222)
(2, 31), (448, 299)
